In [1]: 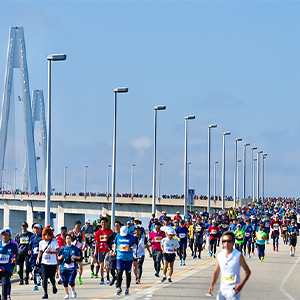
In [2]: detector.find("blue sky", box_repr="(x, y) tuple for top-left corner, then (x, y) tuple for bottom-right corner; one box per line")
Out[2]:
(0, 1), (300, 198)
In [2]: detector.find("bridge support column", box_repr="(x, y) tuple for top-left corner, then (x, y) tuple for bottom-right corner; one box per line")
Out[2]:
(3, 200), (9, 228)
(26, 202), (34, 229)
(58, 202), (65, 230)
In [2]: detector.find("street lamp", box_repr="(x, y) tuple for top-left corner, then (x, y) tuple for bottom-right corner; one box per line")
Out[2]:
(222, 131), (231, 210)
(208, 124), (217, 213)
(111, 87), (128, 230)
(214, 161), (218, 201)
(237, 159), (241, 200)
(253, 158), (257, 200)
(84, 166), (88, 197)
(107, 164), (111, 198)
(131, 164), (136, 198)
(257, 150), (263, 202)
(250, 147), (257, 200)
(152, 105), (166, 215)
(184, 115), (195, 216)
(45, 53), (67, 226)
(262, 154), (267, 202)
(64, 166), (68, 196)
(159, 163), (163, 199)
(14, 168), (17, 195)
(187, 162), (191, 210)
(2, 169), (5, 194)
(243, 143), (250, 199)
(234, 138), (242, 208)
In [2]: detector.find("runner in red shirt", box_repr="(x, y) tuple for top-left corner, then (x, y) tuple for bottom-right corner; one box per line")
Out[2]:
(281, 215), (289, 245)
(207, 220), (220, 258)
(173, 212), (182, 221)
(270, 215), (282, 251)
(94, 217), (113, 284)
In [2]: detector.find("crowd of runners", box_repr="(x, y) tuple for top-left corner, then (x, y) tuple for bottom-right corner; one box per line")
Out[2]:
(0, 197), (299, 299)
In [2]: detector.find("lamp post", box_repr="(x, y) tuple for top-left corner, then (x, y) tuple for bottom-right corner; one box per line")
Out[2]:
(184, 115), (195, 216)
(208, 124), (217, 213)
(107, 164), (111, 198)
(243, 143), (250, 199)
(262, 154), (267, 202)
(257, 150), (263, 203)
(131, 164), (135, 198)
(2, 169), (5, 194)
(152, 105), (166, 215)
(250, 147), (257, 200)
(222, 132), (231, 210)
(64, 166), (68, 196)
(188, 162), (191, 210)
(158, 163), (163, 199)
(45, 53), (67, 226)
(84, 166), (88, 197)
(111, 87), (128, 230)
(253, 158), (257, 200)
(237, 159), (241, 200)
(14, 168), (17, 195)
(214, 161), (218, 201)
(28, 168), (31, 194)
(234, 138), (242, 208)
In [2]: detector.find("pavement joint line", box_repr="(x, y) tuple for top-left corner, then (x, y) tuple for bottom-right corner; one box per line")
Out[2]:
(279, 254), (300, 300)
(87, 257), (215, 300)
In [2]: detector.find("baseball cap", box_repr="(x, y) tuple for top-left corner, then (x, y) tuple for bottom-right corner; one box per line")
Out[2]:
(167, 228), (175, 235)
(127, 221), (131, 224)
(85, 219), (91, 223)
(1, 228), (11, 235)
(212, 220), (217, 224)
(22, 222), (28, 227)
(34, 223), (42, 229)
(120, 226), (128, 237)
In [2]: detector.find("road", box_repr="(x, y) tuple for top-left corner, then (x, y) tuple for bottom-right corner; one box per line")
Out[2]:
(10, 240), (300, 300)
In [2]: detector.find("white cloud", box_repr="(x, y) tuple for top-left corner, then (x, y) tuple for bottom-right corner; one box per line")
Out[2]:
(129, 136), (153, 155)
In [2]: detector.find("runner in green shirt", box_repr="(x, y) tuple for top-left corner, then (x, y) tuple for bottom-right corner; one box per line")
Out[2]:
(234, 224), (245, 252)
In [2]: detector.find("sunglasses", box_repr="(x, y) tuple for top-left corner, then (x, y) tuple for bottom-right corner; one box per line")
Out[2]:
(222, 240), (233, 244)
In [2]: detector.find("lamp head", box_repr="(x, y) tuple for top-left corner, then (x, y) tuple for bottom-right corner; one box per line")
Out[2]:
(154, 105), (166, 110)
(209, 124), (217, 128)
(185, 115), (195, 120)
(223, 131), (231, 135)
(47, 54), (67, 61)
(113, 87), (128, 93)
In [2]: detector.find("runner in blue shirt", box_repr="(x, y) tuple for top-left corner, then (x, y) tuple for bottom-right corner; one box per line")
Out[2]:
(242, 220), (253, 258)
(229, 219), (238, 232)
(288, 220), (299, 257)
(175, 220), (189, 266)
(263, 215), (271, 244)
(250, 216), (257, 255)
(114, 226), (137, 296)
(0, 228), (19, 300)
(58, 234), (81, 299)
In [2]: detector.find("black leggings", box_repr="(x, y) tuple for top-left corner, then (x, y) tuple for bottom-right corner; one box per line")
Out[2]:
(179, 245), (187, 261)
(1, 271), (11, 300)
(135, 256), (145, 279)
(17, 254), (31, 280)
(194, 242), (202, 257)
(116, 269), (131, 289)
(41, 264), (56, 295)
(209, 239), (217, 254)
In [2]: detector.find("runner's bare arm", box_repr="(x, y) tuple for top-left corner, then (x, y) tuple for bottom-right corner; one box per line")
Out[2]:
(234, 254), (251, 294)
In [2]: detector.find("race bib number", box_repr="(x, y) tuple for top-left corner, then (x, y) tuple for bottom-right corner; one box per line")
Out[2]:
(196, 226), (202, 231)
(265, 223), (270, 227)
(100, 235), (107, 242)
(210, 229), (217, 235)
(0, 254), (10, 263)
(33, 247), (39, 255)
(112, 244), (115, 251)
(273, 226), (279, 231)
(179, 233), (186, 238)
(154, 236), (162, 242)
(43, 254), (51, 261)
(64, 262), (75, 269)
(282, 227), (287, 231)
(245, 233), (250, 237)
(85, 234), (90, 238)
(20, 237), (29, 244)
(119, 244), (128, 252)
(165, 247), (174, 254)
(222, 224), (227, 228)
(221, 274), (237, 284)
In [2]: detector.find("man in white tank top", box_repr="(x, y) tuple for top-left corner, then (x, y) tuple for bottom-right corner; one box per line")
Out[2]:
(208, 231), (251, 300)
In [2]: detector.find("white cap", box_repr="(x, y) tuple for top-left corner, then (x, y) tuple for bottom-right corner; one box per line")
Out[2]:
(167, 228), (175, 235)
(85, 219), (91, 223)
(34, 223), (42, 229)
(176, 211), (180, 214)
(120, 226), (128, 237)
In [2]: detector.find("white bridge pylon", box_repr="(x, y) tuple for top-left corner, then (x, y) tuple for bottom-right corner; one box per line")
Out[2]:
(0, 26), (46, 192)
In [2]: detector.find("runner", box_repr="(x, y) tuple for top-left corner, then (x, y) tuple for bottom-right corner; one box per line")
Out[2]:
(149, 221), (166, 277)
(15, 221), (33, 285)
(87, 227), (100, 278)
(29, 223), (43, 291)
(161, 228), (179, 283)
(255, 225), (267, 262)
(249, 216), (257, 255)
(94, 217), (113, 284)
(208, 231), (251, 299)
(263, 214), (271, 244)
(107, 221), (122, 286)
(288, 220), (299, 257)
(281, 215), (289, 245)
(270, 215), (282, 252)
(36, 225), (60, 299)
(207, 219), (220, 258)
(234, 224), (244, 252)
(56, 226), (67, 284)
(0, 228), (19, 300)
(188, 219), (196, 257)
(193, 216), (205, 259)
(242, 220), (253, 258)
(81, 219), (93, 262)
(175, 220), (189, 266)
(69, 220), (86, 284)
(114, 226), (136, 296)
(58, 234), (81, 299)
(132, 226), (152, 283)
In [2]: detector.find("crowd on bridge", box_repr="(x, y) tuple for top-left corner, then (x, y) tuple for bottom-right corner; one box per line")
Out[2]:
(0, 197), (299, 299)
